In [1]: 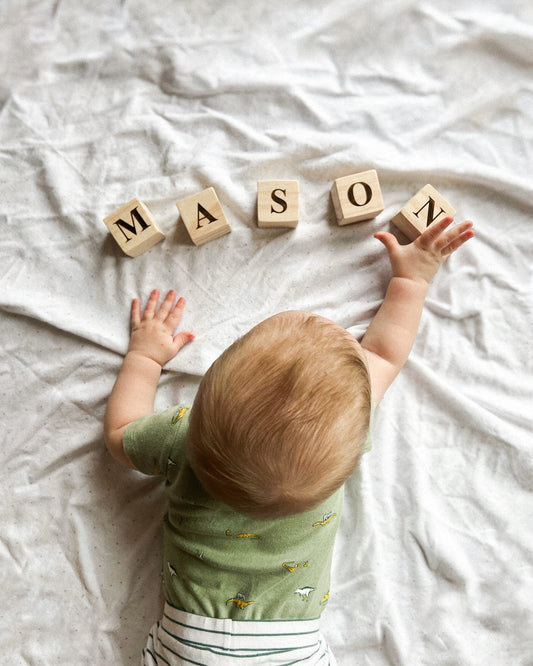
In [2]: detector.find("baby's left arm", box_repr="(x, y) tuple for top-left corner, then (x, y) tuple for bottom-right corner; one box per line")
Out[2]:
(361, 217), (474, 403)
(104, 289), (194, 468)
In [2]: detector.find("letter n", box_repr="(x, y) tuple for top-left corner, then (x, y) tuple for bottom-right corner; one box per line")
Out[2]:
(413, 198), (446, 227)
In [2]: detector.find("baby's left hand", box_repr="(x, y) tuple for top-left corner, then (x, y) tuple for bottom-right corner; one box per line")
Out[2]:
(375, 216), (474, 285)
(128, 289), (195, 366)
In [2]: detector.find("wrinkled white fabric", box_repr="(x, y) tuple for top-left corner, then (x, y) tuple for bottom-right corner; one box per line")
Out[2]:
(0, 1), (532, 664)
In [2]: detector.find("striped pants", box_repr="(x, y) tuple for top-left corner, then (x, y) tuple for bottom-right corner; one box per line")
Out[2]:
(142, 603), (337, 665)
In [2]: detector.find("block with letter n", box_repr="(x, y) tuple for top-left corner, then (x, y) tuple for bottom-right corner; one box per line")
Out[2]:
(331, 169), (385, 226)
(176, 187), (231, 246)
(257, 180), (299, 228)
(392, 184), (456, 241)
(103, 198), (165, 257)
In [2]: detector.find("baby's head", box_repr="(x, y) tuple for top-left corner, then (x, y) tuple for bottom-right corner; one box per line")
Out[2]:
(187, 311), (371, 519)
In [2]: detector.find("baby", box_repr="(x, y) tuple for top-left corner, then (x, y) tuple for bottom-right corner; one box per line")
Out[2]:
(104, 217), (474, 664)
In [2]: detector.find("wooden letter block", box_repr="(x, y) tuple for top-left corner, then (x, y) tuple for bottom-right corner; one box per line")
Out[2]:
(103, 198), (165, 257)
(176, 187), (231, 246)
(392, 184), (456, 241)
(331, 169), (384, 226)
(257, 180), (299, 228)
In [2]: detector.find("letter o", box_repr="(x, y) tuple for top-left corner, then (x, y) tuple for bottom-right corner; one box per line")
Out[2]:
(347, 182), (372, 207)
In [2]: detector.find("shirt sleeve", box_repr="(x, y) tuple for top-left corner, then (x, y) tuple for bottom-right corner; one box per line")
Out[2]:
(123, 405), (191, 476)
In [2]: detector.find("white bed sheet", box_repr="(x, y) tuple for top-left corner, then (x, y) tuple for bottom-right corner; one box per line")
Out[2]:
(1, 1), (532, 664)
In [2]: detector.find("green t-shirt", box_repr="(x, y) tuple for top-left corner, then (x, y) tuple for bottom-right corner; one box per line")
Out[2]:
(124, 405), (361, 621)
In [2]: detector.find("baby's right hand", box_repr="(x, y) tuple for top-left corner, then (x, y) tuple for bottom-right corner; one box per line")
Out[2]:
(128, 289), (195, 367)
(374, 217), (474, 285)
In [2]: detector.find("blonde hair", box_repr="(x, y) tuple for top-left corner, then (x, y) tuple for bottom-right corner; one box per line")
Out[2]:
(187, 311), (371, 519)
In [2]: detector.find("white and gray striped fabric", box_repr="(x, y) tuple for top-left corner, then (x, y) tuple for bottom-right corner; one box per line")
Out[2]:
(142, 604), (337, 665)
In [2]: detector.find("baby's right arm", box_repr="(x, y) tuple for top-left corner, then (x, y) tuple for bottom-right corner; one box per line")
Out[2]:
(361, 217), (474, 403)
(104, 290), (194, 468)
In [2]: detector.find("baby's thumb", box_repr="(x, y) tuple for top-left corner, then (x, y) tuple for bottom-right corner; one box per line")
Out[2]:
(374, 231), (399, 255)
(174, 331), (195, 350)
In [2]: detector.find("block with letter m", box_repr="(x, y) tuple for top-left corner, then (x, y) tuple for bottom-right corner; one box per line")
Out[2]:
(103, 198), (165, 257)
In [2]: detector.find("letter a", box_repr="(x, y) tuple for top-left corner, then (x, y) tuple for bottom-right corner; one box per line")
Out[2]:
(196, 204), (217, 230)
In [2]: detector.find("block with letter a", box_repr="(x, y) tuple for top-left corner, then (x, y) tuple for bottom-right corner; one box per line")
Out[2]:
(176, 187), (231, 246)
(103, 198), (165, 257)
(392, 184), (456, 241)
(257, 180), (299, 228)
(331, 169), (384, 226)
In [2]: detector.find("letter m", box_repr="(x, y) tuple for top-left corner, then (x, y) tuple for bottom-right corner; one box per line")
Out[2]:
(113, 207), (151, 242)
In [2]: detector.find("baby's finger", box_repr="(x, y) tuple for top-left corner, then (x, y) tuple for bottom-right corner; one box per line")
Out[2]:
(435, 220), (474, 252)
(441, 226), (475, 256)
(143, 289), (160, 320)
(131, 298), (141, 328)
(166, 296), (187, 328)
(374, 231), (400, 255)
(173, 331), (195, 352)
(155, 290), (177, 321)
(418, 216), (454, 248)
